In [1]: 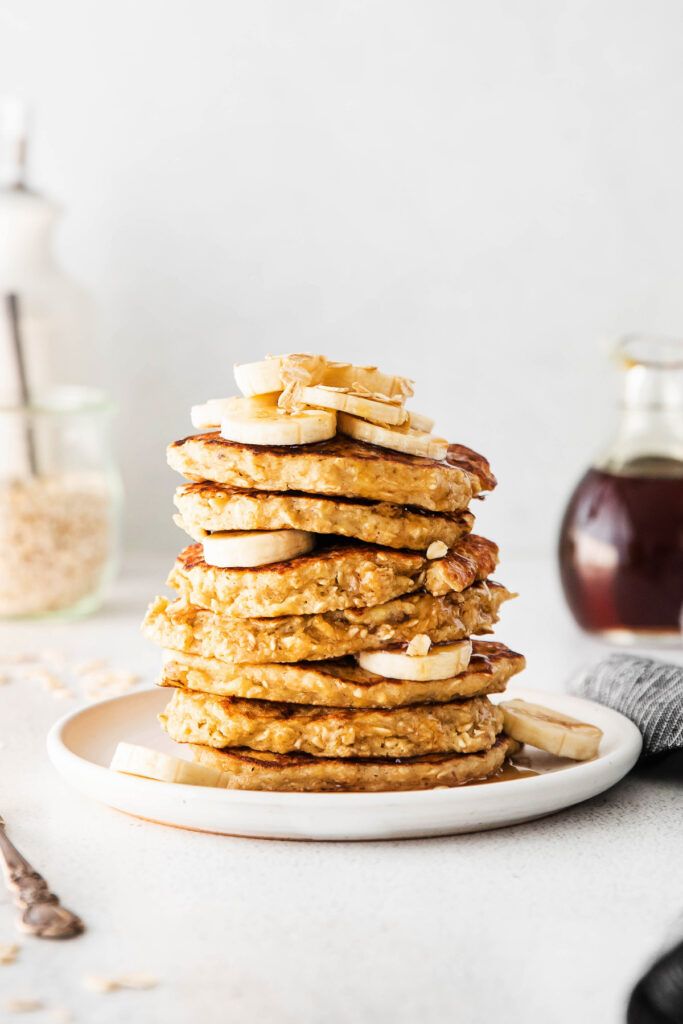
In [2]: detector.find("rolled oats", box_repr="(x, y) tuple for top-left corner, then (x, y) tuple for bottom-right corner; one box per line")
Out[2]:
(0, 474), (112, 617)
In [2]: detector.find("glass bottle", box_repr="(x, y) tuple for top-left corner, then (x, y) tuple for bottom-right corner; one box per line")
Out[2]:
(0, 100), (121, 618)
(558, 335), (683, 645)
(0, 98), (97, 399)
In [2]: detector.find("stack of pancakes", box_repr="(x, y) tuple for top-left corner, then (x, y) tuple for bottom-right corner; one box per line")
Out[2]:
(142, 405), (525, 791)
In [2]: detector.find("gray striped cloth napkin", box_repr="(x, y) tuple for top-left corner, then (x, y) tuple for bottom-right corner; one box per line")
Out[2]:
(575, 653), (683, 760)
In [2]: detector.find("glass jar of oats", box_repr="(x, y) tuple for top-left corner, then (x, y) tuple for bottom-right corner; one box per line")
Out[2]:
(0, 387), (122, 618)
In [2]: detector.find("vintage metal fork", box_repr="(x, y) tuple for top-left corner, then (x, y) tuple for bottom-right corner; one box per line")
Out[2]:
(0, 815), (84, 938)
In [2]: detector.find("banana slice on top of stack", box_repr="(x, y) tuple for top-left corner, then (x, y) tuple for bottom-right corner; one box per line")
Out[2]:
(220, 394), (336, 447)
(191, 353), (447, 460)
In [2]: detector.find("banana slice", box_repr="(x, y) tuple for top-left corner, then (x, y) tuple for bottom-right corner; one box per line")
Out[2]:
(110, 742), (227, 787)
(356, 640), (472, 681)
(322, 361), (414, 400)
(191, 394), (281, 430)
(234, 357), (284, 397)
(338, 412), (449, 460)
(500, 699), (603, 760)
(203, 529), (315, 568)
(220, 395), (336, 446)
(234, 354), (414, 402)
(234, 354), (328, 396)
(297, 385), (408, 426)
(192, 398), (230, 430)
(407, 409), (435, 432)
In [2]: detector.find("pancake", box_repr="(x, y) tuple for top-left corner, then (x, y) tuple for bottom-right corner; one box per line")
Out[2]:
(160, 688), (504, 758)
(143, 581), (513, 664)
(174, 482), (475, 550)
(186, 734), (521, 791)
(167, 433), (495, 513)
(167, 535), (499, 617)
(160, 640), (525, 708)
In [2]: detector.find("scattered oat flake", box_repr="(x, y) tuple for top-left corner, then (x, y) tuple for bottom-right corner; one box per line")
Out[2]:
(83, 972), (158, 993)
(52, 688), (75, 700)
(40, 672), (65, 691)
(15, 668), (41, 681)
(3, 997), (43, 1012)
(426, 541), (448, 560)
(49, 1009), (74, 1024)
(74, 659), (108, 676)
(84, 670), (140, 702)
(41, 649), (68, 668)
(87, 670), (139, 687)
(117, 973), (158, 990)
(82, 974), (119, 993)
(119, 672), (141, 686)
(0, 672), (10, 685)
(17, 668), (66, 690)
(0, 943), (20, 964)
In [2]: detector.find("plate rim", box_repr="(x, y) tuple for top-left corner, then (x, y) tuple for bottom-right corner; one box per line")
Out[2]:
(47, 683), (643, 809)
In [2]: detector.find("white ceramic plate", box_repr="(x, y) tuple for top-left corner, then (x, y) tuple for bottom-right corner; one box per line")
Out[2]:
(47, 686), (642, 841)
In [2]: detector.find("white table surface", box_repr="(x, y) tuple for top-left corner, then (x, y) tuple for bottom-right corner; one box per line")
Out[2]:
(1, 553), (682, 1024)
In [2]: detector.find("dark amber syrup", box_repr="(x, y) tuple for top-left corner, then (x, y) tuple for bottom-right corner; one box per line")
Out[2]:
(559, 457), (683, 636)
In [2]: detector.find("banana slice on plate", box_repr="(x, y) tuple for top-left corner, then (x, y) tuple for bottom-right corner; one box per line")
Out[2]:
(220, 394), (336, 446)
(338, 412), (449, 460)
(356, 640), (472, 681)
(298, 385), (408, 426)
(203, 529), (315, 568)
(500, 699), (603, 760)
(111, 742), (226, 787)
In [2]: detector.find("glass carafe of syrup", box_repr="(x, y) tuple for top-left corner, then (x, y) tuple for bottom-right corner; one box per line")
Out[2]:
(559, 335), (683, 645)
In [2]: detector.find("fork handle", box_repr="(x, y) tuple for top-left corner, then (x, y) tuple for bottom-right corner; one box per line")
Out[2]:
(0, 822), (84, 939)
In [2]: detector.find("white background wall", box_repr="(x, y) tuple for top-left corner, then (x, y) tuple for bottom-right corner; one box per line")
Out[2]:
(3, 0), (683, 559)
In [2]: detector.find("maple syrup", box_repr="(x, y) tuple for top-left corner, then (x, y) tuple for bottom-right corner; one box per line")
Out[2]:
(466, 747), (573, 785)
(559, 458), (683, 638)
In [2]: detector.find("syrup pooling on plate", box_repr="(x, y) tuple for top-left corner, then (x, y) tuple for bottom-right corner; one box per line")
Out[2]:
(466, 749), (575, 786)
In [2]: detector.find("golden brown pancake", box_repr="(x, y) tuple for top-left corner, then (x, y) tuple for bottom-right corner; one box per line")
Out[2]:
(167, 535), (498, 617)
(167, 433), (495, 513)
(185, 734), (521, 792)
(174, 482), (475, 550)
(160, 688), (503, 758)
(159, 640), (525, 708)
(143, 581), (513, 664)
